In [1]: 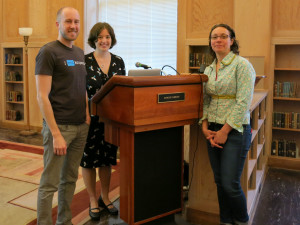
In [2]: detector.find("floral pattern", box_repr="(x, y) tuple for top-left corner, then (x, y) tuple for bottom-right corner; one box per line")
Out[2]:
(80, 52), (125, 168)
(200, 51), (256, 132)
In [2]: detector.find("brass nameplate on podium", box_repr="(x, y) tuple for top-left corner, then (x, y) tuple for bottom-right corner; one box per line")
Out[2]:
(158, 92), (185, 103)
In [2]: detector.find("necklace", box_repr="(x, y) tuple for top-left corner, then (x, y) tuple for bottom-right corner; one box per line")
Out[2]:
(94, 51), (110, 70)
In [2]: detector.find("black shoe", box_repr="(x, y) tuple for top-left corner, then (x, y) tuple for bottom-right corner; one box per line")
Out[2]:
(89, 205), (100, 220)
(98, 196), (119, 215)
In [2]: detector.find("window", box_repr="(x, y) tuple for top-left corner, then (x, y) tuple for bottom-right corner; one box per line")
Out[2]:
(84, 0), (177, 74)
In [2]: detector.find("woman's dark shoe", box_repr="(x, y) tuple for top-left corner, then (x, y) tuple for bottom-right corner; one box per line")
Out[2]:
(98, 196), (119, 215)
(89, 205), (100, 220)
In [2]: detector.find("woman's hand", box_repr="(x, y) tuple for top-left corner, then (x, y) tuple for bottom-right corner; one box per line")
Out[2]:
(203, 128), (216, 140)
(211, 123), (232, 149)
(211, 130), (228, 148)
(202, 127), (220, 147)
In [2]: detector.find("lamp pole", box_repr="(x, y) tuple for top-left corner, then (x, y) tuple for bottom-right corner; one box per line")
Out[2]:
(19, 28), (36, 136)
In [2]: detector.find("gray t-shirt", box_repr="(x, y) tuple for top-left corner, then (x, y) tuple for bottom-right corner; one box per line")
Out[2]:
(35, 40), (87, 125)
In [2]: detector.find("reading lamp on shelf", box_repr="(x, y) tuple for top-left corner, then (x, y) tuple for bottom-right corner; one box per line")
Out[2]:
(19, 27), (36, 136)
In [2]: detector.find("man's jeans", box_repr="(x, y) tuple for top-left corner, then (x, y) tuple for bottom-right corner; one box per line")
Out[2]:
(37, 122), (89, 225)
(207, 123), (252, 224)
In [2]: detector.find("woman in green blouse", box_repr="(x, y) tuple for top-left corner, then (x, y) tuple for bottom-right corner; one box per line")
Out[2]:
(200, 24), (256, 225)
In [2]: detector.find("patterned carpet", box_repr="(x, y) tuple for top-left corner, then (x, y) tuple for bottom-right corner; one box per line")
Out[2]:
(0, 141), (120, 225)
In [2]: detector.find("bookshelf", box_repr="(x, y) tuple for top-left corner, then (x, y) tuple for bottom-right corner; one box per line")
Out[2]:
(188, 45), (213, 73)
(243, 90), (268, 214)
(269, 42), (300, 170)
(1, 45), (27, 128)
(188, 43), (266, 83)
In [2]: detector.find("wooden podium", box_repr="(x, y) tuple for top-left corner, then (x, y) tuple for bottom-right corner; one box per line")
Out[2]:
(91, 74), (207, 225)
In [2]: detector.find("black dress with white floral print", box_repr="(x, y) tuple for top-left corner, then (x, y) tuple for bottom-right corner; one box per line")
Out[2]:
(80, 52), (125, 168)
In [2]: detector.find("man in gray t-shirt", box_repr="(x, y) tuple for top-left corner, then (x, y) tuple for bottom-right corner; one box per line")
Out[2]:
(35, 7), (90, 225)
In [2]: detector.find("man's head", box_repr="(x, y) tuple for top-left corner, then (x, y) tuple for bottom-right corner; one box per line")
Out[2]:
(56, 7), (80, 45)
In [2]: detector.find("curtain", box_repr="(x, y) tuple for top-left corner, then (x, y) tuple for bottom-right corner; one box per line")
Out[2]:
(84, 0), (177, 74)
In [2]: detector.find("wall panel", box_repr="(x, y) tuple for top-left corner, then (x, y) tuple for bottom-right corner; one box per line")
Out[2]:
(234, 0), (271, 56)
(2, 0), (30, 42)
(0, 0), (3, 43)
(28, 46), (44, 128)
(29, 0), (49, 40)
(272, 0), (300, 37)
(186, 0), (234, 39)
(1, 0), (84, 48)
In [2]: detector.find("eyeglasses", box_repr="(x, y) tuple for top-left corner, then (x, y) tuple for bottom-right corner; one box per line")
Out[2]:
(210, 34), (230, 40)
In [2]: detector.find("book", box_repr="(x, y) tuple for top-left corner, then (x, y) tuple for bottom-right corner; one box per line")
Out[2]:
(278, 139), (284, 156)
(289, 141), (296, 158)
(271, 140), (278, 156)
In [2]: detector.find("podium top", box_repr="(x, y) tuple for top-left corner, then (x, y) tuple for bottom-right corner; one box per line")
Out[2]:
(92, 74), (208, 104)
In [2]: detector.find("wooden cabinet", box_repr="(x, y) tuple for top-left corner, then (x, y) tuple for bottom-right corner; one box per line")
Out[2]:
(243, 90), (268, 213)
(269, 41), (300, 170)
(1, 45), (28, 128)
(1, 43), (43, 131)
(187, 90), (268, 225)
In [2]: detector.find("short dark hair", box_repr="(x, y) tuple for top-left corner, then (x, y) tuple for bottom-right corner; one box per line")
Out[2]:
(87, 22), (117, 49)
(208, 23), (239, 60)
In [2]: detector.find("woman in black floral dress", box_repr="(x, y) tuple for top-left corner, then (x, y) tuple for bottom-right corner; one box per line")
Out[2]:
(80, 22), (125, 220)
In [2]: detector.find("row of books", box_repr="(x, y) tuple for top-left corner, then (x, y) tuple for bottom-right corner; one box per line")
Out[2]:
(273, 81), (297, 98)
(7, 91), (23, 102)
(5, 71), (22, 81)
(6, 110), (22, 121)
(189, 53), (213, 67)
(271, 139), (299, 158)
(5, 53), (22, 64)
(272, 112), (300, 129)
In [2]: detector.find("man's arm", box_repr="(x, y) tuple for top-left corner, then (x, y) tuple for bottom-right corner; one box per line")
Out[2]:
(36, 75), (67, 155)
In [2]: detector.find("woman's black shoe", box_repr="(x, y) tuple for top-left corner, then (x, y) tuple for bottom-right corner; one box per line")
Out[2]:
(98, 196), (119, 215)
(89, 205), (100, 220)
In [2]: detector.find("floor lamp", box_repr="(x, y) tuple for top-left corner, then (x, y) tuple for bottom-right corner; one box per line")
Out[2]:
(19, 27), (37, 136)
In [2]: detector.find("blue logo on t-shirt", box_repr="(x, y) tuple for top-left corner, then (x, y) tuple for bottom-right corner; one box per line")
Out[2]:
(66, 60), (75, 66)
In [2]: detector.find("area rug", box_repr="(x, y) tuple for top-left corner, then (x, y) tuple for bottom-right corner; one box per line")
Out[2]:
(0, 140), (120, 225)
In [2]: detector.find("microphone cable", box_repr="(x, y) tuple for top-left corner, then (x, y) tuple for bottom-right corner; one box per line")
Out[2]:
(186, 76), (204, 199)
(161, 65), (180, 75)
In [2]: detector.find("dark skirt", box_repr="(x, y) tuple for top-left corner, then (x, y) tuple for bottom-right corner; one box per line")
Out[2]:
(80, 115), (117, 168)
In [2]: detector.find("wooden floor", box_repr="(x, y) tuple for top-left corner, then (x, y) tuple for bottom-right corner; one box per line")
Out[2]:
(82, 200), (193, 225)
(0, 127), (299, 225)
(251, 168), (300, 225)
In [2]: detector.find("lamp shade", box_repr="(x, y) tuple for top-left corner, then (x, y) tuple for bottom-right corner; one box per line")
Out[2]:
(19, 27), (33, 36)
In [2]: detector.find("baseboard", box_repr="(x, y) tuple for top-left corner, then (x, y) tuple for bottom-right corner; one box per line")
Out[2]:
(186, 206), (219, 225)
(0, 140), (43, 155)
(268, 156), (300, 170)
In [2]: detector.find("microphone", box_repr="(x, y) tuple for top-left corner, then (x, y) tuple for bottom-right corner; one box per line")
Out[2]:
(135, 62), (151, 69)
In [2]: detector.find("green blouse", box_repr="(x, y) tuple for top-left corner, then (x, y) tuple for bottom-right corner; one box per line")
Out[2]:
(200, 51), (256, 132)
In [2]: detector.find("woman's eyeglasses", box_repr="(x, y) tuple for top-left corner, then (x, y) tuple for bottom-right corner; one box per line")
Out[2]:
(210, 34), (230, 40)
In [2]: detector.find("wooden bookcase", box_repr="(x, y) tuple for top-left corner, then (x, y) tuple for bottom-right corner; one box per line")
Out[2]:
(188, 44), (266, 80)
(187, 90), (268, 225)
(242, 90), (268, 214)
(1, 45), (28, 129)
(268, 41), (300, 170)
(188, 45), (212, 73)
(0, 43), (45, 131)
